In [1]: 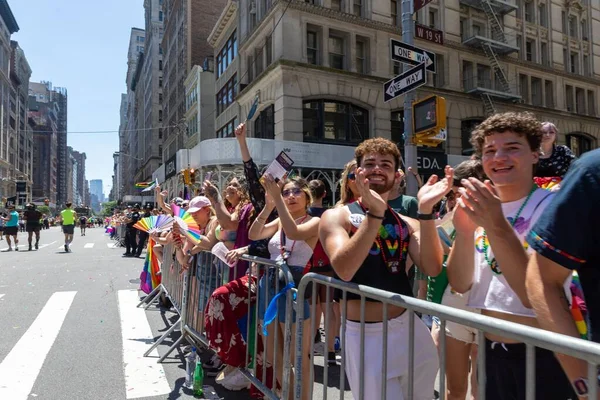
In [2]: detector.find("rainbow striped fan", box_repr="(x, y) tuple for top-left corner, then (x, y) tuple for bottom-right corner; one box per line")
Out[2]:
(534, 176), (561, 191)
(133, 215), (174, 234)
(171, 204), (203, 244)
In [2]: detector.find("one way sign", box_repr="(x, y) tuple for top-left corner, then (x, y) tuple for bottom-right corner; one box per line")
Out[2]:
(390, 39), (436, 73)
(383, 63), (426, 102)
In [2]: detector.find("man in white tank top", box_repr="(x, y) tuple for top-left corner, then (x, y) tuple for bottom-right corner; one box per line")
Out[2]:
(446, 112), (576, 400)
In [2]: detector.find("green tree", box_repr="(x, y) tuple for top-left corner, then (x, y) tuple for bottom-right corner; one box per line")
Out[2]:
(102, 201), (118, 216)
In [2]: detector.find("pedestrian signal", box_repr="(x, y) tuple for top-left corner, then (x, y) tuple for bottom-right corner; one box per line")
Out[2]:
(412, 95), (447, 147)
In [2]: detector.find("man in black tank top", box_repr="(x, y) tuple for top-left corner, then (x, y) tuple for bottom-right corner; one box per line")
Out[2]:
(319, 138), (455, 400)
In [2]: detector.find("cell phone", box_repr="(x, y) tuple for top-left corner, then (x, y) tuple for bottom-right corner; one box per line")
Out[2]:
(205, 171), (214, 182)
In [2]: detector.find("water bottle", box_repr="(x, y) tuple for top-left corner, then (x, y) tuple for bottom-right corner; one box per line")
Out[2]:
(193, 354), (204, 397)
(185, 347), (197, 389)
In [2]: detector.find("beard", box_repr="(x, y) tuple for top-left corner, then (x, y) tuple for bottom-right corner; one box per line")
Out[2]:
(368, 177), (394, 194)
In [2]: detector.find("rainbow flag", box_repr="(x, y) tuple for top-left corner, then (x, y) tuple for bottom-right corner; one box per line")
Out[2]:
(135, 181), (153, 189)
(139, 238), (161, 294)
(570, 271), (588, 340)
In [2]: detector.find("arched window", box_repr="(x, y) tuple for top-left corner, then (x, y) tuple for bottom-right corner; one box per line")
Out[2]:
(303, 100), (369, 145)
(461, 118), (483, 156)
(566, 133), (594, 156)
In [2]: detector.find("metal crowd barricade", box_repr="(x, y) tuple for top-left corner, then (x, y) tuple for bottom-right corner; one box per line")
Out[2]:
(294, 273), (600, 400)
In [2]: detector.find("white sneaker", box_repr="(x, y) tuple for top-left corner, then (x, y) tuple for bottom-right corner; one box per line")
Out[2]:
(220, 369), (250, 391)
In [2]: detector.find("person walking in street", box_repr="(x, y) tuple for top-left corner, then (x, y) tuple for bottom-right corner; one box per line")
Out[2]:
(123, 204), (140, 257)
(526, 148), (600, 399)
(1, 205), (19, 251)
(23, 203), (42, 251)
(135, 204), (152, 257)
(79, 214), (87, 236)
(319, 137), (449, 400)
(445, 112), (576, 400)
(60, 202), (77, 252)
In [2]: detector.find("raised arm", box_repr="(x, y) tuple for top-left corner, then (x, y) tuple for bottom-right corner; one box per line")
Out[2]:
(202, 180), (239, 231)
(155, 185), (172, 214)
(248, 193), (279, 241)
(190, 218), (219, 253)
(236, 123), (267, 212)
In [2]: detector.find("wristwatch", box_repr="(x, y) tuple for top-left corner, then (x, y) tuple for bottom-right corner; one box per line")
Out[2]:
(417, 212), (434, 220)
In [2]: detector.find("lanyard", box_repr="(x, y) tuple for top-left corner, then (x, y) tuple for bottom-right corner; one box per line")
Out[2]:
(357, 201), (405, 266)
(280, 215), (308, 261)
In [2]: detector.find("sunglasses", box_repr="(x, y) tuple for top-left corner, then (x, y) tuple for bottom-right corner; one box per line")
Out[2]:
(282, 188), (303, 198)
(347, 172), (356, 180)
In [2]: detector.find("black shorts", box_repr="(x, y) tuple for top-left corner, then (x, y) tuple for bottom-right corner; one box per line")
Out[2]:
(484, 338), (576, 400)
(62, 224), (75, 235)
(3, 226), (17, 235)
(26, 224), (40, 233)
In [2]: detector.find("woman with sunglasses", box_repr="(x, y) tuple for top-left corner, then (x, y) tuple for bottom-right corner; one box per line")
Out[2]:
(336, 160), (359, 207)
(537, 122), (576, 178)
(249, 176), (319, 400)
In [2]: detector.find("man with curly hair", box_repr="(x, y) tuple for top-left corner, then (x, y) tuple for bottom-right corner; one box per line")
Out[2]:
(320, 137), (453, 399)
(446, 112), (576, 399)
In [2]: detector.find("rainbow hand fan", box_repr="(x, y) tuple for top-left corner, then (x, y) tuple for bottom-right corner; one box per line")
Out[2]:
(534, 176), (562, 191)
(171, 204), (203, 244)
(133, 215), (174, 233)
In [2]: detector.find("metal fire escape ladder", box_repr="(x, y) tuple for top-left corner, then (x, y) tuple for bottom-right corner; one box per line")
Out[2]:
(481, 0), (507, 43)
(481, 42), (510, 93)
(481, 93), (496, 115)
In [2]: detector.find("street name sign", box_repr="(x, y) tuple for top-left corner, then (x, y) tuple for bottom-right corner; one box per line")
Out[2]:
(415, 23), (444, 45)
(390, 39), (436, 73)
(414, 0), (434, 12)
(384, 63), (427, 102)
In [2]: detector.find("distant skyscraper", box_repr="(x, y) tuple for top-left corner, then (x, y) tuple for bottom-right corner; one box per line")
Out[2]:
(89, 179), (104, 203)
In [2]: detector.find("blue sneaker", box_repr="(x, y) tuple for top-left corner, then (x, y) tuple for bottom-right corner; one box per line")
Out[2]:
(334, 336), (341, 353)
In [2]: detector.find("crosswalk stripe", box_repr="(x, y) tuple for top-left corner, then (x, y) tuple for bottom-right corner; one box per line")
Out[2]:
(84, 243), (94, 249)
(0, 291), (77, 400)
(118, 290), (171, 399)
(0, 294), (4, 300)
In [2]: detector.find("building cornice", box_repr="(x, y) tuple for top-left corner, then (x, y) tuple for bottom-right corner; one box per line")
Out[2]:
(208, 0), (238, 47)
(0, 0), (18, 34)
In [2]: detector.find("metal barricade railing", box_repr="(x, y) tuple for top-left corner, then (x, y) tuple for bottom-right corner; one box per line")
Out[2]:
(294, 273), (600, 400)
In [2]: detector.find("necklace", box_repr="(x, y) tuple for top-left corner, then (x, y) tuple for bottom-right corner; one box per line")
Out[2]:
(357, 201), (406, 273)
(481, 186), (536, 275)
(280, 215), (308, 261)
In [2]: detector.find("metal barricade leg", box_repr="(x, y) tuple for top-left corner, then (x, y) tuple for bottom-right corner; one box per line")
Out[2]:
(137, 285), (163, 308)
(144, 317), (182, 357)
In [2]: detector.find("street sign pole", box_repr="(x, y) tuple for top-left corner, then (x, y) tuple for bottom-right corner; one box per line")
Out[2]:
(402, 0), (418, 196)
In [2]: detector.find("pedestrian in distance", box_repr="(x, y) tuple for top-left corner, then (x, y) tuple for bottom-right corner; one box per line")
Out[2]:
(79, 214), (87, 236)
(60, 202), (77, 253)
(23, 203), (42, 251)
(123, 204), (141, 257)
(1, 204), (19, 251)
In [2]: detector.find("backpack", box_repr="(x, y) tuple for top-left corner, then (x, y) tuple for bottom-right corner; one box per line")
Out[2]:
(303, 240), (331, 274)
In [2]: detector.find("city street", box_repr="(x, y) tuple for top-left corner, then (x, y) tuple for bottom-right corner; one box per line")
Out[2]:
(0, 226), (348, 400)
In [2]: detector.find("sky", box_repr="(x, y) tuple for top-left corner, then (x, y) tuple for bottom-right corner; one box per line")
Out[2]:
(10, 0), (145, 198)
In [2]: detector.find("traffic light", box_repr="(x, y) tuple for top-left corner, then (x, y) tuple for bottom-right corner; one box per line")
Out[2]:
(412, 95), (447, 147)
(183, 169), (191, 185)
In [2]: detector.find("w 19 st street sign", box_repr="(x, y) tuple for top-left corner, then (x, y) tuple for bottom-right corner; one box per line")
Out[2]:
(384, 63), (427, 102)
(390, 39), (436, 73)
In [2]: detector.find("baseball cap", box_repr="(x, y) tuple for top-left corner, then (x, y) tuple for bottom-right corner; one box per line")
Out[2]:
(186, 196), (211, 213)
(172, 197), (184, 205)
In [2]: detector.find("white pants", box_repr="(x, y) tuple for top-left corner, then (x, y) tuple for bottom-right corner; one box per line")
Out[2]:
(344, 311), (439, 400)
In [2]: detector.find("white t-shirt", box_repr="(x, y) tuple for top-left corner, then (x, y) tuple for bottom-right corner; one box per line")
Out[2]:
(467, 188), (570, 317)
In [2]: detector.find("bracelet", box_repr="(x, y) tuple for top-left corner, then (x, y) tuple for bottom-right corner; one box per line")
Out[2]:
(417, 212), (435, 220)
(366, 211), (385, 220)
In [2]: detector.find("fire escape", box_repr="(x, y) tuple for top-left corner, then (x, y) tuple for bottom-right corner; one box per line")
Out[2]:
(461, 0), (521, 115)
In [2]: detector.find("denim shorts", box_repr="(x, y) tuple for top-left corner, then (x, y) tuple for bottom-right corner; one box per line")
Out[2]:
(257, 266), (310, 324)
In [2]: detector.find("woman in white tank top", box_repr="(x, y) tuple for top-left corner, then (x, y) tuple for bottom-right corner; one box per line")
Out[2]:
(249, 176), (320, 400)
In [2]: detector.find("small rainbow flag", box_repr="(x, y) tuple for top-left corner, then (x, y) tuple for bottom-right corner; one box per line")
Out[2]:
(135, 181), (153, 189)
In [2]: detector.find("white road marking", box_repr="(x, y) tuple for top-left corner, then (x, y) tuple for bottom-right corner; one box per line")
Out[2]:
(84, 243), (94, 249)
(0, 291), (77, 400)
(118, 290), (171, 399)
(0, 294), (4, 300)
(37, 241), (56, 250)
(107, 243), (119, 248)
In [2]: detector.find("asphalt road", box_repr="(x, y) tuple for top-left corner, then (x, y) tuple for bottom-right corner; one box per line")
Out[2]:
(0, 226), (351, 400)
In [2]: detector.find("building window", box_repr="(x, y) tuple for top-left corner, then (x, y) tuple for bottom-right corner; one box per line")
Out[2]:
(247, 55), (254, 82)
(216, 118), (238, 138)
(265, 35), (273, 66)
(331, 0), (342, 11)
(565, 85), (574, 111)
(525, 39), (534, 62)
(303, 100), (369, 145)
(581, 19), (588, 40)
(563, 48), (568, 72)
(461, 119), (483, 155)
(567, 133), (593, 156)
(544, 80), (554, 108)
(428, 9), (439, 29)
(524, 1), (534, 22)
(570, 52), (579, 74)
(569, 16), (577, 38)
(307, 28), (320, 65)
(159, 60), (163, 70)
(159, 11), (163, 21)
(587, 90), (595, 116)
(562, 11), (567, 34)
(519, 74), (529, 103)
(216, 74), (237, 115)
(216, 30), (237, 78)
(391, 0), (398, 26)
(254, 105), (275, 139)
(329, 34), (345, 70)
(576, 87), (585, 114)
(539, 4), (547, 27)
(353, 0), (362, 16)
(158, 110), (163, 122)
(390, 110), (405, 146)
(531, 77), (542, 106)
(255, 47), (264, 76)
(540, 42), (548, 66)
(355, 38), (367, 74)
(583, 55), (589, 76)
